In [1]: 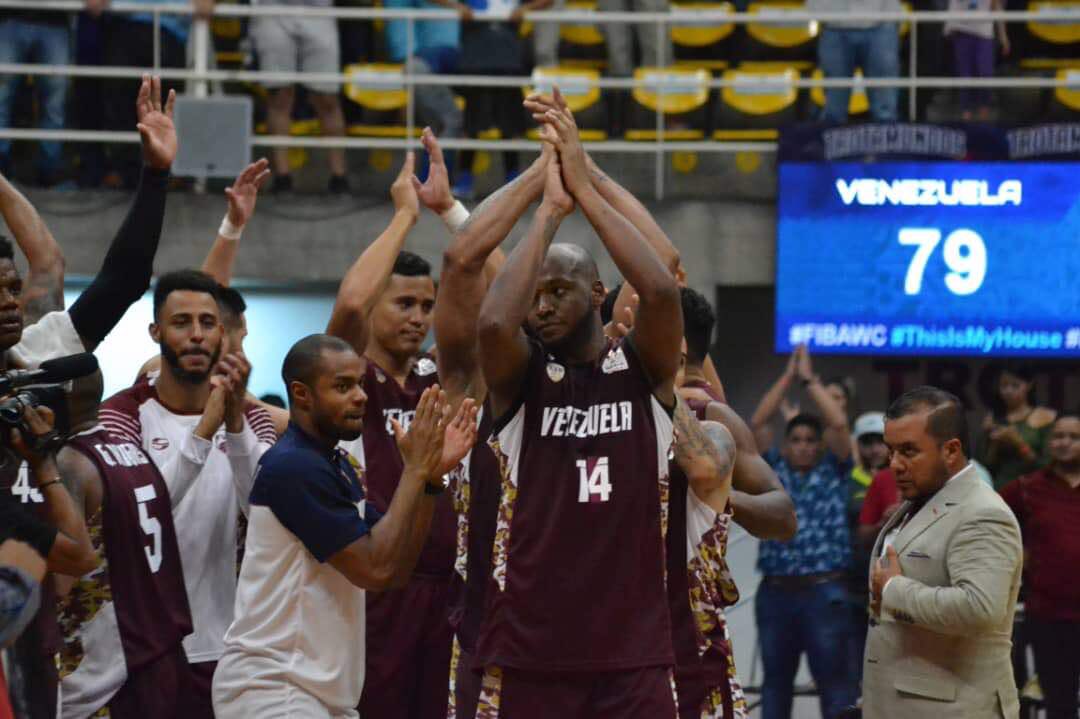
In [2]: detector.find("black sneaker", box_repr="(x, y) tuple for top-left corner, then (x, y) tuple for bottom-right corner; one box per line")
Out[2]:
(328, 174), (350, 195)
(272, 174), (294, 194)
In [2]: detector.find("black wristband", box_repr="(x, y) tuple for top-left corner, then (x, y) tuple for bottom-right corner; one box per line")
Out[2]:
(424, 481), (446, 496)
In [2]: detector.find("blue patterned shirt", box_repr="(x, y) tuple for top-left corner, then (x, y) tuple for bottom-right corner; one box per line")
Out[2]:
(758, 450), (853, 577)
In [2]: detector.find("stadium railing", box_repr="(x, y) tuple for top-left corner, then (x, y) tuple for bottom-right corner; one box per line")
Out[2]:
(0, 0), (1077, 197)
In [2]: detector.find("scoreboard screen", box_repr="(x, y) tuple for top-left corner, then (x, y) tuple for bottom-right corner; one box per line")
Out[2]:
(775, 161), (1080, 357)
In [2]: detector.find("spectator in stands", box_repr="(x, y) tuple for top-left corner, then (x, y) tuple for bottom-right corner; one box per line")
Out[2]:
(944, 0), (1009, 120)
(976, 362), (1056, 491)
(0, 6), (75, 186)
(1001, 411), (1080, 719)
(100, 0), (213, 188)
(751, 345), (857, 719)
(251, 0), (350, 194)
(385, 0), (465, 163)
(810, 0), (900, 123)
(599, 0), (672, 77)
(449, 0), (541, 198)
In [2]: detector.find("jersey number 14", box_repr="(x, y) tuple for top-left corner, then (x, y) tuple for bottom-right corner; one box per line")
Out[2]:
(576, 456), (612, 503)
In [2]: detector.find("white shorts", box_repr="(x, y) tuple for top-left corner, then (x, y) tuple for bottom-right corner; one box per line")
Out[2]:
(212, 659), (359, 719)
(251, 16), (341, 94)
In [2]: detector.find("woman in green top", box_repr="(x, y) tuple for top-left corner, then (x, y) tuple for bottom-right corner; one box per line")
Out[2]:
(977, 364), (1057, 492)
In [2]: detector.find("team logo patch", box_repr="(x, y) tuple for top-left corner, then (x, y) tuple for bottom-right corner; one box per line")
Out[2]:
(150, 437), (169, 451)
(546, 362), (565, 383)
(375, 369), (387, 384)
(416, 357), (437, 377)
(601, 347), (629, 374)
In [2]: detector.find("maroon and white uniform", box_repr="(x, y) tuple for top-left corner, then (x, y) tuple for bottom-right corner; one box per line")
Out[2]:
(447, 406), (500, 719)
(668, 466), (747, 719)
(340, 357), (457, 719)
(473, 338), (676, 715)
(98, 381), (276, 671)
(57, 426), (194, 718)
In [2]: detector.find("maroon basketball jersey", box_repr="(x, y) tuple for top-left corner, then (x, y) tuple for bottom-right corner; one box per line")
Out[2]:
(474, 338), (675, 672)
(62, 426), (192, 674)
(449, 405), (501, 654)
(358, 356), (454, 575)
(683, 378), (724, 421)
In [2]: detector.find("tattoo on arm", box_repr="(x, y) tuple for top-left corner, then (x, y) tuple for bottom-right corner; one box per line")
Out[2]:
(703, 422), (736, 480)
(457, 171), (526, 235)
(674, 399), (735, 481)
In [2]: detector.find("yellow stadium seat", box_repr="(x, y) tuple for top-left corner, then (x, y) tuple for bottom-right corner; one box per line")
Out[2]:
(809, 67), (869, 117)
(343, 64), (422, 138)
(1025, 1), (1080, 58)
(671, 2), (737, 67)
(744, 2), (818, 62)
(1051, 68), (1080, 117)
(522, 67), (609, 140)
(559, 0), (608, 69)
(625, 67), (711, 140)
(713, 65), (801, 137)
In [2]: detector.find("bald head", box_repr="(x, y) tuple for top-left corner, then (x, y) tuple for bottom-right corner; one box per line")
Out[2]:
(544, 243), (599, 284)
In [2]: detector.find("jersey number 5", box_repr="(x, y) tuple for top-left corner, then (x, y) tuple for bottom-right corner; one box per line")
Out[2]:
(576, 457), (612, 503)
(134, 485), (163, 574)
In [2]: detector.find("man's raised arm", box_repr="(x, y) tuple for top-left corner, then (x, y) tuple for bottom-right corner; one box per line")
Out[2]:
(478, 157), (575, 420)
(326, 154), (419, 354)
(536, 99), (682, 404)
(0, 172), (64, 323)
(526, 89), (680, 336)
(436, 137), (548, 407)
(66, 75), (175, 352)
(704, 400), (797, 540)
(201, 158), (271, 286)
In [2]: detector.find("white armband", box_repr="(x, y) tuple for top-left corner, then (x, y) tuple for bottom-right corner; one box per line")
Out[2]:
(218, 214), (244, 241)
(439, 200), (470, 232)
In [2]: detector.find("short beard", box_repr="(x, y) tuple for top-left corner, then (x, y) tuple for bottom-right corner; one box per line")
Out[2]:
(161, 342), (221, 385)
(314, 410), (360, 443)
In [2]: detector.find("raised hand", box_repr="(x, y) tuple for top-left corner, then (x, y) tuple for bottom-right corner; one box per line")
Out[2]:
(391, 152), (420, 221)
(225, 159), (272, 228)
(795, 344), (814, 382)
(135, 74), (178, 170)
(410, 128), (455, 214)
(218, 351), (252, 427)
(542, 152), (575, 217)
(437, 398), (480, 476)
(392, 385), (449, 485)
(535, 88), (589, 195)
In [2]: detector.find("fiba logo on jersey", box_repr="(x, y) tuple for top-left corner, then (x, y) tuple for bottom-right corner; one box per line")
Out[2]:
(416, 357), (437, 377)
(546, 362), (565, 383)
(151, 437), (170, 451)
(601, 347), (629, 375)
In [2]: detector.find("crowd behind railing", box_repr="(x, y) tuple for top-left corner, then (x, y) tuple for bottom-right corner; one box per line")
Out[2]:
(0, 0), (1077, 195)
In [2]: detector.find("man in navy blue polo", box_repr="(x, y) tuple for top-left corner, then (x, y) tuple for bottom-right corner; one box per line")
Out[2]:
(213, 334), (477, 718)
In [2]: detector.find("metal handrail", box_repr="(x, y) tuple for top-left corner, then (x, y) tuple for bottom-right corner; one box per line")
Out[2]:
(1, 0), (1075, 198)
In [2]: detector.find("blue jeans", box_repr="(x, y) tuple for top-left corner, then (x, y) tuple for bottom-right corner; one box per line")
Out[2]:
(0, 19), (71, 174)
(755, 579), (858, 719)
(818, 24), (899, 123)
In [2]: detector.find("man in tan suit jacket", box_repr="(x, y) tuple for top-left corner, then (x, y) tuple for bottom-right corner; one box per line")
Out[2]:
(863, 386), (1023, 719)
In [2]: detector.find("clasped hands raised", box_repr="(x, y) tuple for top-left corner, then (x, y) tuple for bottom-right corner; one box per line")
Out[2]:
(522, 88), (594, 215)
